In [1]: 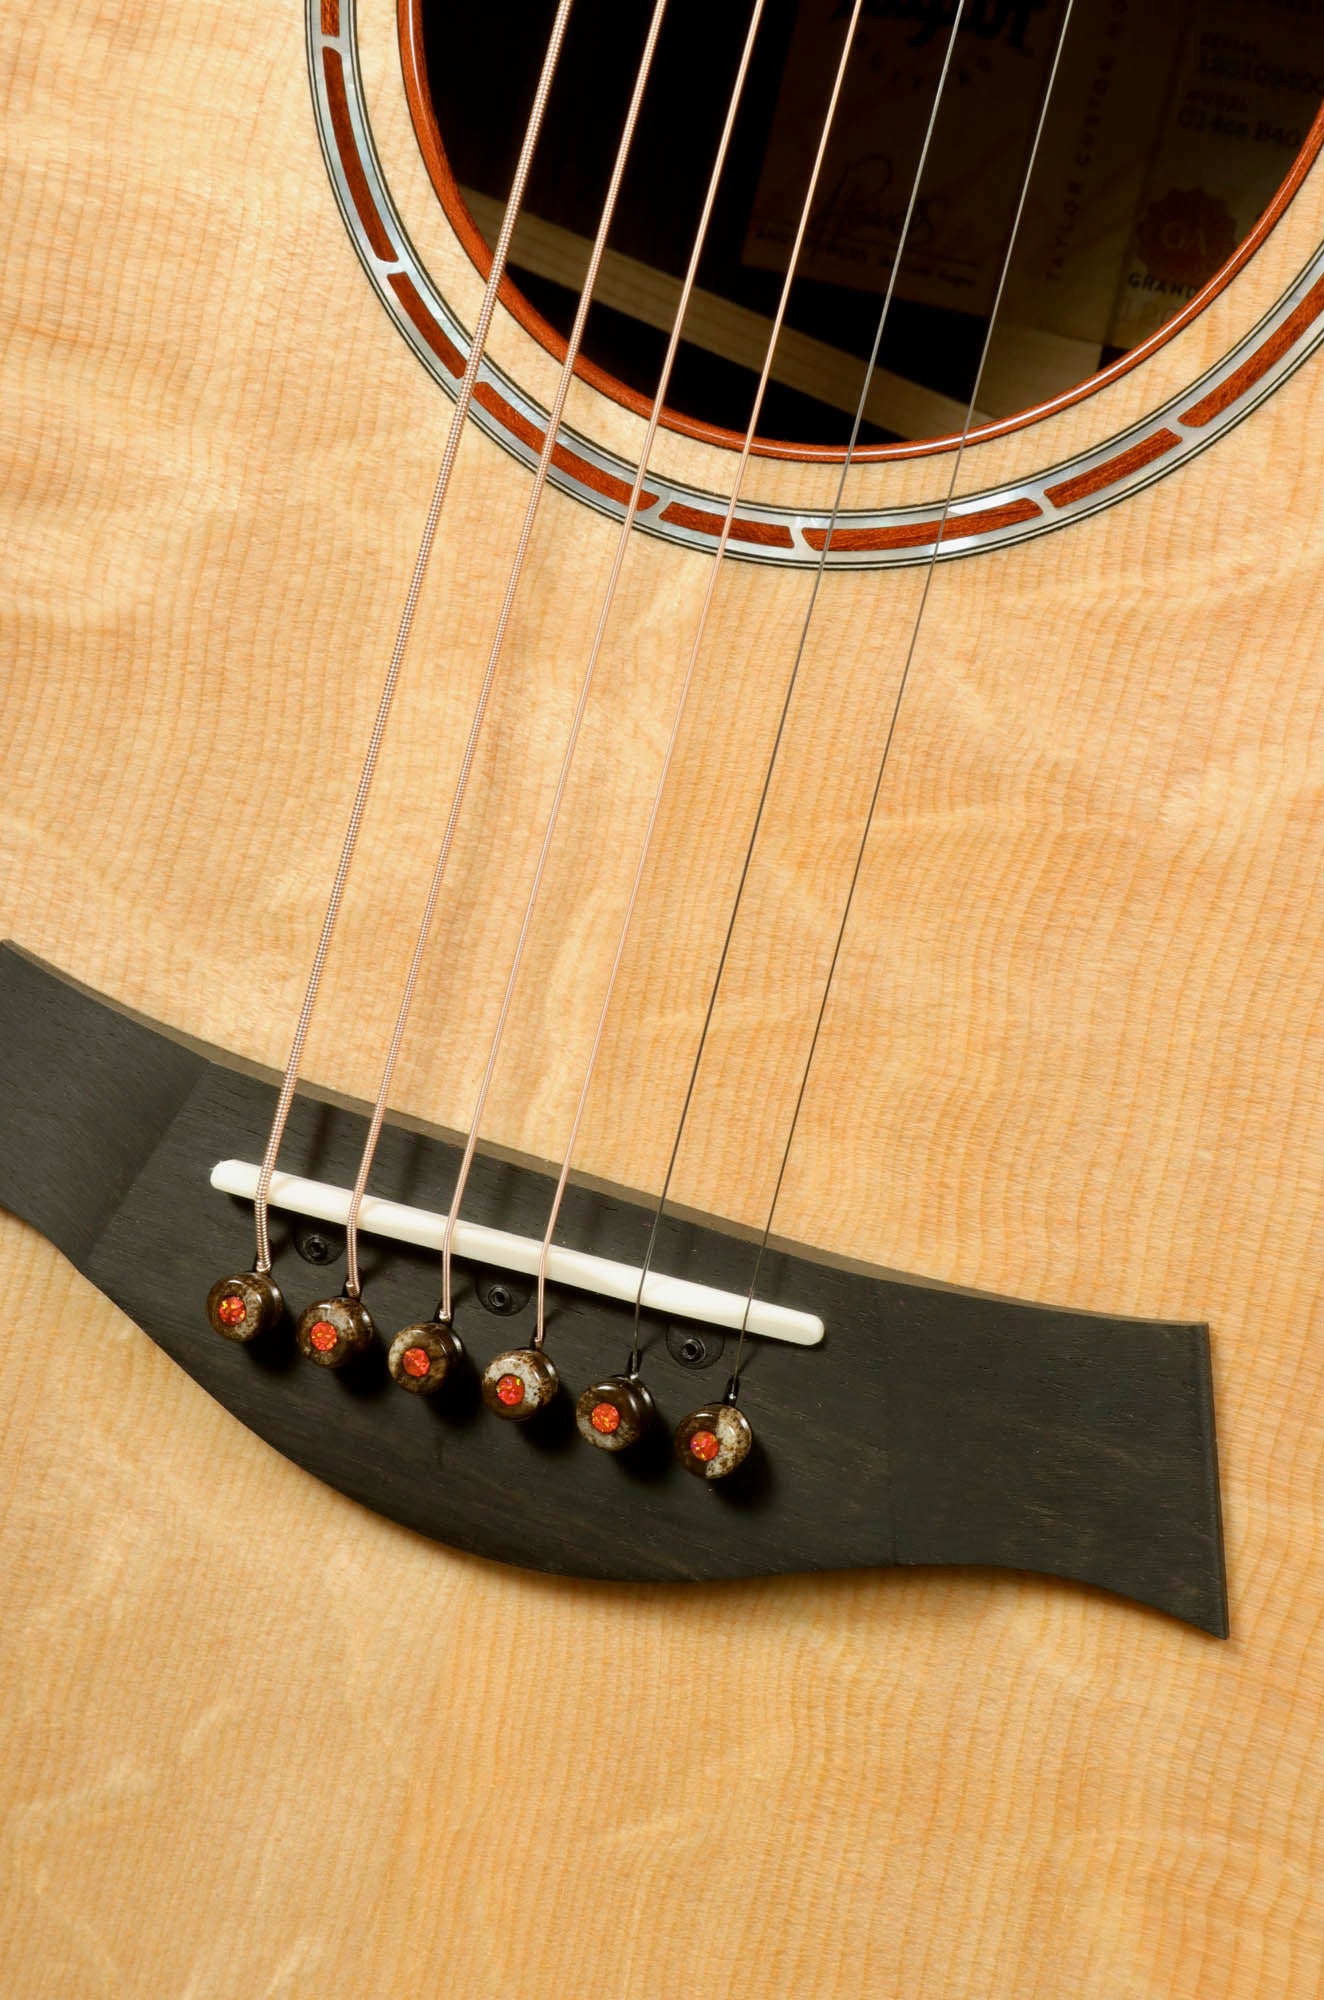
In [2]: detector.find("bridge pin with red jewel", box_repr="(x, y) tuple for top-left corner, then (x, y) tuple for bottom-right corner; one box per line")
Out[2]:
(387, 1316), (465, 1395)
(295, 1292), (375, 1369)
(206, 1271), (284, 1343)
(675, 1397), (753, 1481)
(480, 1347), (558, 1422)
(575, 1374), (655, 1452)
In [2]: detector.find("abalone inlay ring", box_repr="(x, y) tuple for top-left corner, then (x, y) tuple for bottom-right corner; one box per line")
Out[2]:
(307, 0), (1324, 570)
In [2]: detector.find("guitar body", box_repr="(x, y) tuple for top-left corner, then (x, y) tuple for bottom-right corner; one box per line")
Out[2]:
(1, 3), (1319, 1993)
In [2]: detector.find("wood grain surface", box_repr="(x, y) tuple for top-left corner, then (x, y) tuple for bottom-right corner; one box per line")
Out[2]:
(1, 3), (1320, 1995)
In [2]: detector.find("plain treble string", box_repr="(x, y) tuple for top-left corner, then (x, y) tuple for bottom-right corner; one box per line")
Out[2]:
(249, 0), (577, 1277)
(340, 0), (673, 1301)
(724, 0), (1081, 1398)
(625, 0), (970, 1367)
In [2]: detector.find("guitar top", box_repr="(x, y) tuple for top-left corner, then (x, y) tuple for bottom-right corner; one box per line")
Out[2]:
(1, 1), (1319, 1994)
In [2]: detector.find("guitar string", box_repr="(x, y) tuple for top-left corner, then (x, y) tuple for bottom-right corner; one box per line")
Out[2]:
(723, 0), (1080, 1397)
(536, 0), (971, 1365)
(340, 0), (673, 1299)
(441, 0), (869, 1330)
(623, 0), (976, 1363)
(249, 0), (576, 1276)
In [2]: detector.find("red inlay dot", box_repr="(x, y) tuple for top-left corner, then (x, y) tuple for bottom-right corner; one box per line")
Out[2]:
(689, 1429), (719, 1463)
(309, 1319), (339, 1353)
(496, 1372), (525, 1407)
(402, 1345), (432, 1379)
(216, 1293), (247, 1328)
(590, 1401), (621, 1435)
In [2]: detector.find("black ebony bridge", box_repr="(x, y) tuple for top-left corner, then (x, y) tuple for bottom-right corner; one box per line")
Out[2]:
(0, 944), (1228, 1634)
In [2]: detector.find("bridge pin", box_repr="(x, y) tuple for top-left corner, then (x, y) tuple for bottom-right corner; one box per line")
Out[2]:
(295, 1294), (375, 1369)
(575, 1375), (655, 1452)
(481, 1347), (558, 1421)
(206, 1271), (284, 1343)
(675, 1401), (753, 1481)
(387, 1318), (464, 1395)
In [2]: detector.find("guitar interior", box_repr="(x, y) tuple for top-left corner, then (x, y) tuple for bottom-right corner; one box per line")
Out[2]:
(420, 0), (1324, 442)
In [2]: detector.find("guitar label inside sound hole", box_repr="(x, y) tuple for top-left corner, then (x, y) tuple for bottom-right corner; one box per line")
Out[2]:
(412, 0), (1324, 449)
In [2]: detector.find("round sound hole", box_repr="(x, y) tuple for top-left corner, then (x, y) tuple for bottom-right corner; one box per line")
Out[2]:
(412, 0), (1323, 452)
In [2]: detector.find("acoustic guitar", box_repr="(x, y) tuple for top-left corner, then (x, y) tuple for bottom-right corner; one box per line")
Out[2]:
(2, 0), (1319, 1992)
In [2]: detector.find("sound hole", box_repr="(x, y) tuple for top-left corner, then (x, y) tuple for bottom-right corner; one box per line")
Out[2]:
(415, 0), (1322, 451)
